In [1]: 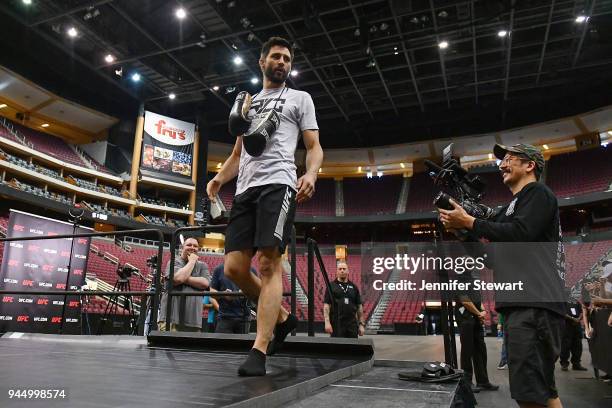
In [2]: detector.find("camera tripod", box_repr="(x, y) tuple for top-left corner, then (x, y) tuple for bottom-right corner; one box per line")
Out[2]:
(96, 278), (136, 335)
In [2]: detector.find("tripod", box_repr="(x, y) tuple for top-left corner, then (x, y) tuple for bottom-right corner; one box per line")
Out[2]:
(97, 278), (135, 335)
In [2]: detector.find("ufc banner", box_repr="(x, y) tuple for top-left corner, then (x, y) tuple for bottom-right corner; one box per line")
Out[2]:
(0, 210), (90, 334)
(141, 110), (196, 180)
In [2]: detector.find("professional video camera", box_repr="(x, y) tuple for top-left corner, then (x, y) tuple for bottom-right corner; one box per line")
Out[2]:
(425, 144), (495, 220)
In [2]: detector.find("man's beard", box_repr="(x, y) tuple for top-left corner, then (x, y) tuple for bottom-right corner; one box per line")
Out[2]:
(264, 64), (288, 84)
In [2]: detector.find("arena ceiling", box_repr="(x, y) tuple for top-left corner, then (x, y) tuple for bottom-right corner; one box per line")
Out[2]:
(1, 0), (612, 148)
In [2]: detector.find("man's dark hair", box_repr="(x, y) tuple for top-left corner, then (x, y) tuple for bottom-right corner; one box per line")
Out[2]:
(260, 37), (293, 60)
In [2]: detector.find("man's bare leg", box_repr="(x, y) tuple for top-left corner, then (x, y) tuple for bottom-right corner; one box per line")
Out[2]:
(224, 249), (289, 325)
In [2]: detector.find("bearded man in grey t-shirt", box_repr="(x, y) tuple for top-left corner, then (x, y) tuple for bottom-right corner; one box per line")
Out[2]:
(207, 37), (323, 376)
(158, 237), (209, 332)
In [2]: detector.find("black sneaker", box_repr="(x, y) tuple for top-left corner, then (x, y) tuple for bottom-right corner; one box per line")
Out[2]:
(267, 314), (297, 356)
(238, 348), (266, 376)
(477, 383), (500, 391)
(572, 365), (588, 371)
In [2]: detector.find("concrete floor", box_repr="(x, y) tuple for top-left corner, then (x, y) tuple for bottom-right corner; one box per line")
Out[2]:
(365, 334), (611, 408)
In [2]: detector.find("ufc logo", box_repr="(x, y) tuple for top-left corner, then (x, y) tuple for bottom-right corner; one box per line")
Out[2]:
(68, 301), (80, 307)
(8, 260), (18, 266)
(22, 280), (34, 287)
(51, 317), (62, 323)
(73, 269), (83, 275)
(56, 283), (66, 289)
(37, 299), (49, 305)
(17, 315), (29, 322)
(60, 251), (70, 257)
(250, 98), (286, 115)
(13, 225), (24, 231)
(2, 296), (14, 303)
(78, 238), (88, 245)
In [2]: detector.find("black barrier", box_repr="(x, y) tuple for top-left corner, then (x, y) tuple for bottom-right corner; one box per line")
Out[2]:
(163, 225), (296, 331)
(588, 308), (612, 375)
(306, 238), (336, 337)
(0, 228), (165, 334)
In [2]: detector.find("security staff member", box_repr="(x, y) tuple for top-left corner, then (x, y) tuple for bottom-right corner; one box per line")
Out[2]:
(560, 297), (587, 371)
(323, 261), (365, 338)
(455, 271), (499, 393)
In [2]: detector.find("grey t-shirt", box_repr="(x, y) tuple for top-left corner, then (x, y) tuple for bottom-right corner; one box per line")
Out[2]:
(236, 87), (318, 195)
(158, 257), (209, 328)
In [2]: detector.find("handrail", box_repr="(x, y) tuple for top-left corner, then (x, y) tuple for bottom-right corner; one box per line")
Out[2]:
(306, 238), (336, 336)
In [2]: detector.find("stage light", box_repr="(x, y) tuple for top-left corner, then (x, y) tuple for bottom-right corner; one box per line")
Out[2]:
(358, 166), (362, 172)
(377, 171), (383, 177)
(67, 27), (78, 38)
(105, 54), (115, 63)
(290, 70), (298, 77)
(251, 77), (259, 84)
(131, 73), (141, 82)
(175, 8), (187, 19)
(366, 171), (373, 178)
(22, 0), (32, 5)
(168, 93), (176, 100)
(41, 123), (49, 128)
(543, 144), (549, 150)
(488, 153), (493, 160)
(400, 163), (405, 169)
(497, 30), (508, 37)
(0, 104), (7, 109)
(233, 56), (243, 65)
(438, 41), (448, 49)
(216, 162), (222, 169)
(575, 15), (588, 23)
(212, 85), (220, 91)
(318, 168), (322, 173)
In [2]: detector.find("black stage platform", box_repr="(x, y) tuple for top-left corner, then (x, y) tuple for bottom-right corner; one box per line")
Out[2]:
(0, 332), (460, 408)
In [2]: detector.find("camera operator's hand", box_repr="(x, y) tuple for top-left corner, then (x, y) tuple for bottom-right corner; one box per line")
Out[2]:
(438, 199), (476, 230)
(188, 253), (199, 264)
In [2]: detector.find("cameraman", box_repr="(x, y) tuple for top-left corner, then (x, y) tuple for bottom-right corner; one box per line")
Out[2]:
(158, 238), (210, 332)
(439, 144), (566, 408)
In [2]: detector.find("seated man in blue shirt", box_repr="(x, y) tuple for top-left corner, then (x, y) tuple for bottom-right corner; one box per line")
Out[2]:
(210, 263), (256, 334)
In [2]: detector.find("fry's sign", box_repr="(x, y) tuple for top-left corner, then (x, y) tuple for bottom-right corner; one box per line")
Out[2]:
(144, 111), (195, 146)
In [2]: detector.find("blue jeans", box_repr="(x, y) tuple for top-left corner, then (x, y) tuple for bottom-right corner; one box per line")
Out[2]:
(500, 332), (508, 364)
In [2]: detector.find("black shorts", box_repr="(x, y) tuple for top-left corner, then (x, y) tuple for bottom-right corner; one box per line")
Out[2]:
(505, 307), (563, 406)
(224, 184), (296, 254)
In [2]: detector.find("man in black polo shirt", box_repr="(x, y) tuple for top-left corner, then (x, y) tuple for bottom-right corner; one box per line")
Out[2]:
(455, 271), (499, 393)
(323, 261), (365, 338)
(439, 144), (566, 408)
(560, 293), (587, 372)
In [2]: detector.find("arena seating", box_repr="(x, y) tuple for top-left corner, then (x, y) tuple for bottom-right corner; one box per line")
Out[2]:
(343, 175), (403, 216)
(546, 147), (612, 197)
(9, 120), (87, 167)
(564, 240), (612, 287)
(296, 178), (335, 216)
(405, 172), (439, 212)
(476, 171), (513, 207)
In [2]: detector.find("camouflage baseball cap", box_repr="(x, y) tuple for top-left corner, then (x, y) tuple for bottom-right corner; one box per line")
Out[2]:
(494, 143), (545, 171)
